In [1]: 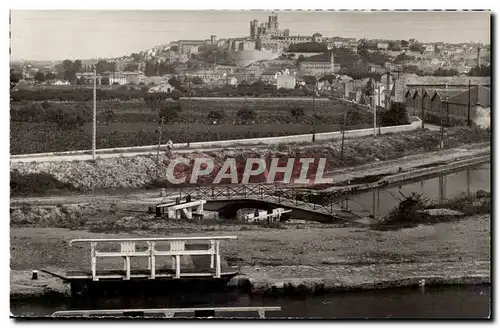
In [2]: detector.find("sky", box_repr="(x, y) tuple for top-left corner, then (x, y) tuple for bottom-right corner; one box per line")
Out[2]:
(10, 10), (491, 61)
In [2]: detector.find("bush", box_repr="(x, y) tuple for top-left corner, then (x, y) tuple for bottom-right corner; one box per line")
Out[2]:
(379, 103), (410, 126)
(207, 110), (224, 124)
(372, 193), (428, 230)
(46, 108), (90, 130)
(236, 108), (257, 124)
(170, 90), (183, 100)
(289, 107), (305, 122)
(159, 101), (182, 123)
(10, 171), (78, 196)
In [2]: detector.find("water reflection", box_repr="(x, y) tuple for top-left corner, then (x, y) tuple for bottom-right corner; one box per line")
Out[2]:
(348, 163), (490, 219)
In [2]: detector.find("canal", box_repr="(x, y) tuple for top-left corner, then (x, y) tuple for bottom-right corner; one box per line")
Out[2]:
(11, 284), (490, 318)
(344, 162), (490, 219)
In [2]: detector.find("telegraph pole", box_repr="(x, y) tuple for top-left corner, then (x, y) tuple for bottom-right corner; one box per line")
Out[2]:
(187, 78), (192, 147)
(467, 79), (471, 126)
(312, 84), (316, 142)
(421, 87), (425, 129)
(157, 116), (164, 164)
(373, 80), (377, 136)
(377, 83), (381, 135)
(92, 69), (97, 161)
(341, 112), (346, 164)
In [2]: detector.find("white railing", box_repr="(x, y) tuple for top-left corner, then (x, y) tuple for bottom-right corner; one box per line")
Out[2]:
(52, 306), (281, 318)
(69, 236), (237, 281)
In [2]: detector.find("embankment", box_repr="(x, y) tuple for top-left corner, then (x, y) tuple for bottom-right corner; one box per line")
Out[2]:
(10, 127), (491, 194)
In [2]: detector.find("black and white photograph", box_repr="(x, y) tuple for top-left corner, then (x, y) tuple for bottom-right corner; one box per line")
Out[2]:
(8, 8), (491, 320)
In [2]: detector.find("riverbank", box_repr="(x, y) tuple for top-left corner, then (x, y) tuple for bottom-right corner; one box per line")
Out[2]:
(10, 214), (490, 299)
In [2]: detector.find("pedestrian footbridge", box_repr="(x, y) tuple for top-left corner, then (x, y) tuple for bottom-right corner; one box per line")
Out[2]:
(154, 184), (362, 222)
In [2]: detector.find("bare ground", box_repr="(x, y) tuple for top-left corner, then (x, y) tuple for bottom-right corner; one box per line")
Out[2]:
(10, 215), (490, 271)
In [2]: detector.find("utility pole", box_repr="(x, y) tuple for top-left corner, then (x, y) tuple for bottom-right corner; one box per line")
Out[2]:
(157, 116), (164, 164)
(377, 83), (381, 135)
(421, 87), (425, 129)
(92, 69), (97, 161)
(372, 80), (377, 137)
(187, 79), (192, 147)
(312, 84), (316, 142)
(467, 79), (471, 126)
(341, 112), (346, 164)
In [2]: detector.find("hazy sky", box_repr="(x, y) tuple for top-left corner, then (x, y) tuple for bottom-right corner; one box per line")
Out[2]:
(10, 10), (491, 61)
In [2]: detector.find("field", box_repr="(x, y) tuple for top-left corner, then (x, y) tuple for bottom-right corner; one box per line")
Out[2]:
(10, 98), (376, 154)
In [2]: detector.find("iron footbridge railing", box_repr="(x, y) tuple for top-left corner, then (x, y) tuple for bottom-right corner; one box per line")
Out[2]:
(156, 184), (359, 218)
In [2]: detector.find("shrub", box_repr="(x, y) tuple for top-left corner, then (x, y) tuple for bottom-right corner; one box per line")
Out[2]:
(290, 107), (305, 122)
(159, 101), (182, 123)
(379, 103), (410, 126)
(372, 193), (428, 230)
(236, 108), (257, 124)
(10, 171), (78, 196)
(170, 90), (183, 100)
(207, 110), (224, 124)
(46, 108), (90, 130)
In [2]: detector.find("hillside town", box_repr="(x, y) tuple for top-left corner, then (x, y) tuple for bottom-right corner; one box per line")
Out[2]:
(12, 12), (490, 101)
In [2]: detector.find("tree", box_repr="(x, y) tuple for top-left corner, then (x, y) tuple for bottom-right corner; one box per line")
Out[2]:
(388, 41), (401, 51)
(10, 68), (20, 89)
(432, 68), (459, 77)
(296, 54), (306, 67)
(468, 65), (490, 77)
(400, 40), (409, 49)
(409, 43), (425, 54)
(34, 71), (46, 83)
(357, 38), (369, 58)
(73, 59), (82, 74)
(288, 42), (327, 52)
(159, 101), (182, 123)
(61, 59), (76, 81)
(362, 78), (374, 97)
(170, 90), (183, 100)
(236, 108), (257, 124)
(289, 107), (305, 122)
(101, 77), (110, 85)
(208, 110), (224, 124)
(131, 53), (141, 62)
(104, 109), (114, 126)
(379, 103), (409, 126)
(124, 62), (139, 71)
(192, 76), (204, 85)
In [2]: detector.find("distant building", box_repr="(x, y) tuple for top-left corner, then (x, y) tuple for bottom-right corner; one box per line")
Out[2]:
(377, 42), (389, 50)
(148, 82), (176, 93)
(239, 40), (256, 51)
(277, 74), (296, 89)
(109, 74), (127, 85)
(52, 79), (70, 86)
(299, 53), (340, 77)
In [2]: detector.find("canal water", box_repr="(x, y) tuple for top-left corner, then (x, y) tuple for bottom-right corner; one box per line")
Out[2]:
(345, 163), (490, 219)
(11, 284), (490, 318)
